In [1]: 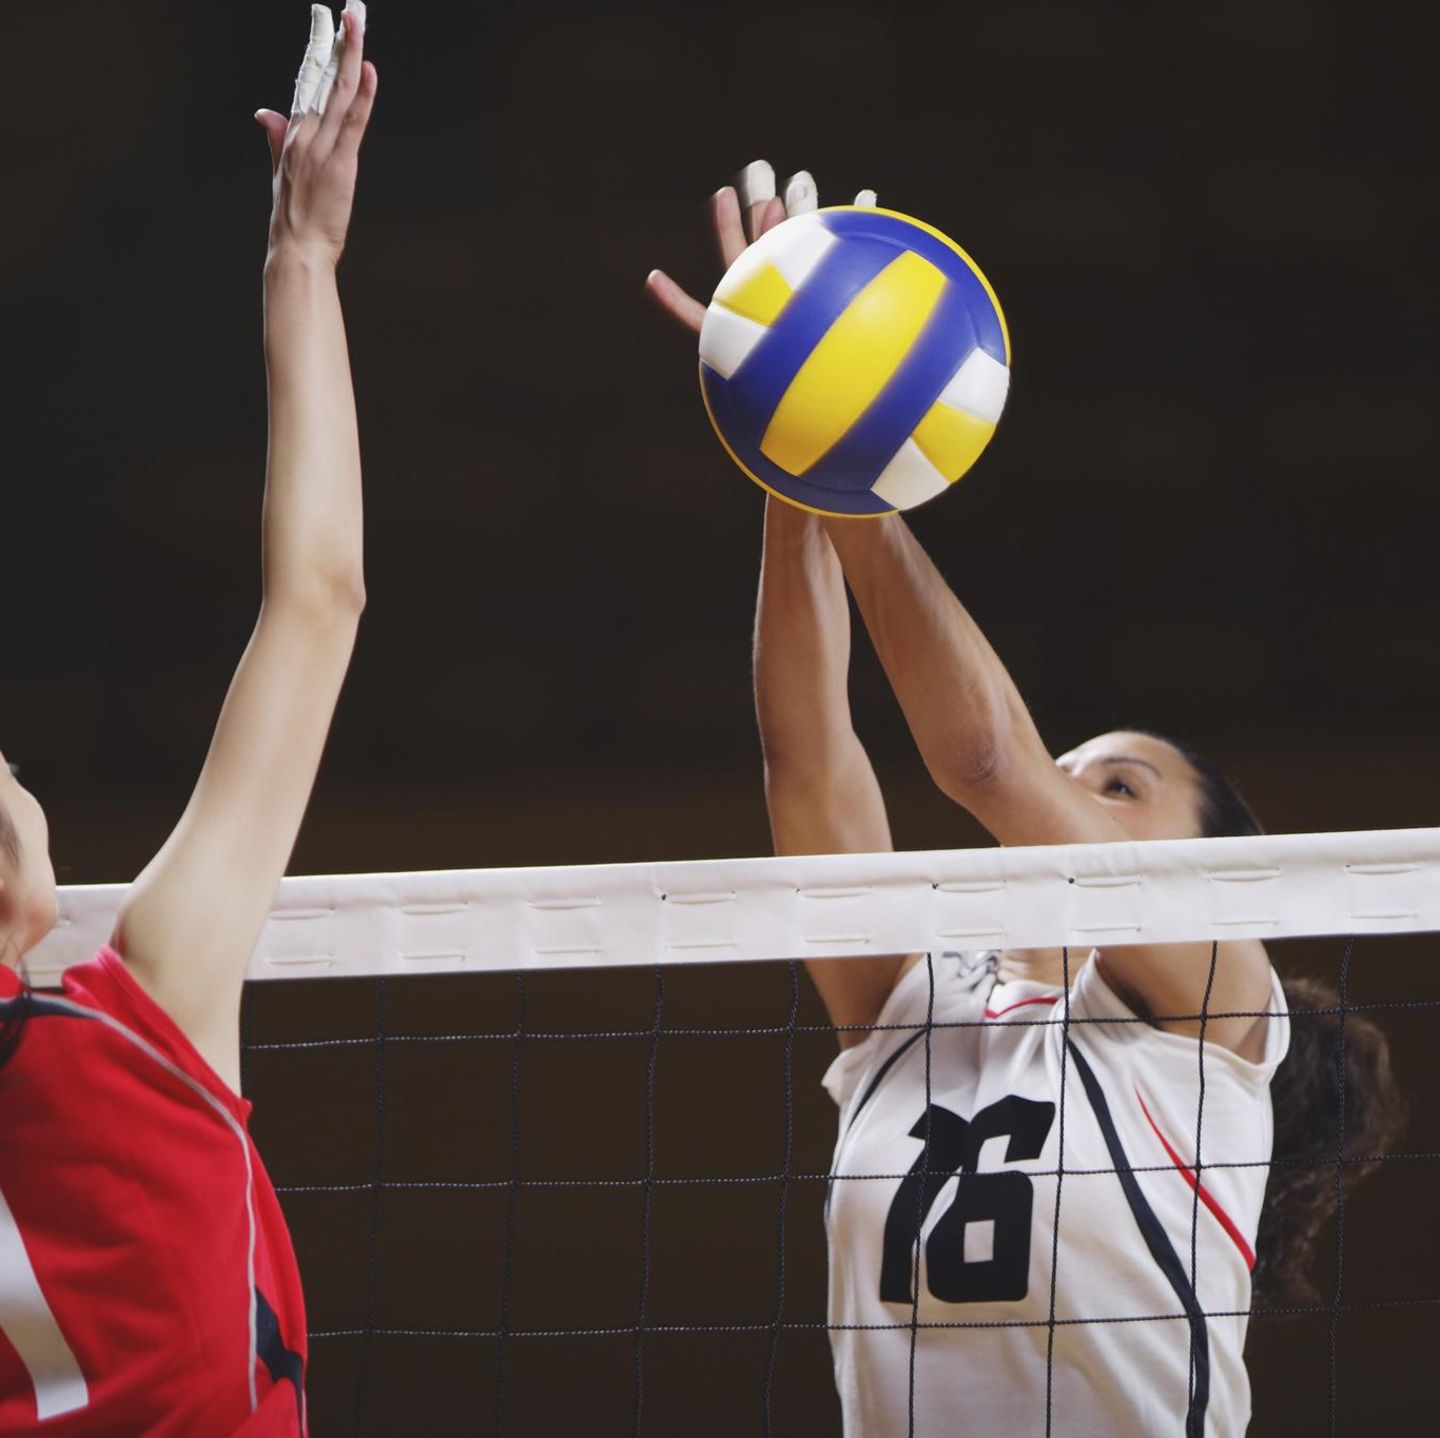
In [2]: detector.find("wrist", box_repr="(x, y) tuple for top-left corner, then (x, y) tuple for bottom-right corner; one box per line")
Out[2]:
(823, 511), (897, 552)
(763, 496), (831, 552)
(263, 240), (339, 285)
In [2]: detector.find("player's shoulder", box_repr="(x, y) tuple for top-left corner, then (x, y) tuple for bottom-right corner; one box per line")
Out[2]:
(31, 948), (250, 1119)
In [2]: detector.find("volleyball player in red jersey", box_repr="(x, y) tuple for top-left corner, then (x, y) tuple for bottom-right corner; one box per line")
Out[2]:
(0, 8), (376, 1433)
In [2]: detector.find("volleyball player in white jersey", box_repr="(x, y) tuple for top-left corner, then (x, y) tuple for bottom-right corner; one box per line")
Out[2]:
(647, 169), (1401, 1436)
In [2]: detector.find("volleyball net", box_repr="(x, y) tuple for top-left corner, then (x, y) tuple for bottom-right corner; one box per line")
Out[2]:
(36, 829), (1440, 1435)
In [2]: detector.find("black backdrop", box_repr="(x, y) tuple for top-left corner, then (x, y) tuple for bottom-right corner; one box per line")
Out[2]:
(2, 1), (1436, 1432)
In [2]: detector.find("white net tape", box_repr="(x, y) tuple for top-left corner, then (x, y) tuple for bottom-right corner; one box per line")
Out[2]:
(30, 827), (1440, 986)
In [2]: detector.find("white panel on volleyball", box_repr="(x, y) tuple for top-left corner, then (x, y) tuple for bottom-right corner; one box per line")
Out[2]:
(939, 348), (1010, 423)
(27, 829), (1440, 986)
(730, 211), (834, 290)
(872, 438), (950, 509)
(697, 306), (768, 381)
(767, 215), (834, 287)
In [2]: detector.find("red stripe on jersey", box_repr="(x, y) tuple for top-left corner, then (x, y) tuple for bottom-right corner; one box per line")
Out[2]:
(984, 995), (1060, 1020)
(1134, 1086), (1256, 1271)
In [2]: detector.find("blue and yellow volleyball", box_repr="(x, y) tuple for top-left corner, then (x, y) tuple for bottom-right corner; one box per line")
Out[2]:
(698, 207), (1011, 517)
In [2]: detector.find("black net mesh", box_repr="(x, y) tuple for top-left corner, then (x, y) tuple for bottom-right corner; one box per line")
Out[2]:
(240, 933), (1438, 1436)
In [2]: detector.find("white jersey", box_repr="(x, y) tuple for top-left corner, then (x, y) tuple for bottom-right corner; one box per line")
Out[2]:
(824, 951), (1289, 1438)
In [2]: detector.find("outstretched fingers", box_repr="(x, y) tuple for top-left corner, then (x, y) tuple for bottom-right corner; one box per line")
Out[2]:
(709, 186), (747, 270)
(332, 61), (378, 161)
(645, 160), (811, 337)
(756, 195), (786, 238)
(735, 159), (776, 243)
(255, 109), (289, 174)
(291, 5), (336, 118)
(645, 269), (707, 335)
(784, 170), (817, 215)
(318, 6), (368, 152)
(315, 0), (366, 114)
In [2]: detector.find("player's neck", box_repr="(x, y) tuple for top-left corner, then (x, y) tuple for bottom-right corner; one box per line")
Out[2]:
(996, 946), (1080, 988)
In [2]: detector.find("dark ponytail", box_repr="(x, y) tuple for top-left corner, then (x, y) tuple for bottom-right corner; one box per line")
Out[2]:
(1135, 730), (1406, 1305)
(1136, 732), (1265, 841)
(1253, 975), (1405, 1306)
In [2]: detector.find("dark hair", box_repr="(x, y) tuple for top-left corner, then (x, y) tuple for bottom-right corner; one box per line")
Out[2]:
(1133, 729), (1405, 1306)
(1127, 729), (1264, 839)
(1254, 975), (1406, 1306)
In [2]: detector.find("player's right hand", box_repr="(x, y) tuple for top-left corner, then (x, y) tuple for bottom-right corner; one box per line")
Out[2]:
(645, 160), (787, 336)
(255, 5), (378, 268)
(645, 162), (876, 336)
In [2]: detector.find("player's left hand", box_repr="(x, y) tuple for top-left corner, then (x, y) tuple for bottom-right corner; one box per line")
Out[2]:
(255, 3), (378, 267)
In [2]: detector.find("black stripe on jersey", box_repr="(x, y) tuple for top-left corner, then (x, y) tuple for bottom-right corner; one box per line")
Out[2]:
(1066, 1039), (1210, 1438)
(845, 1029), (924, 1137)
(1, 995), (98, 1022)
(2, 993), (97, 1069)
(829, 1029), (926, 1222)
(256, 1288), (305, 1423)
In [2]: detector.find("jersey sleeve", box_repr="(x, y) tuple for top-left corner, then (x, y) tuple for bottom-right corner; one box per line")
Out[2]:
(60, 947), (251, 1125)
(1067, 954), (1291, 1094)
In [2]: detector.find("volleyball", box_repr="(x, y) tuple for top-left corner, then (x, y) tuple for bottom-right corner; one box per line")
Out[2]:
(698, 206), (1011, 517)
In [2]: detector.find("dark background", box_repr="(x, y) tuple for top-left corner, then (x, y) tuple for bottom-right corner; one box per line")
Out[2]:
(3, 0), (1436, 1432)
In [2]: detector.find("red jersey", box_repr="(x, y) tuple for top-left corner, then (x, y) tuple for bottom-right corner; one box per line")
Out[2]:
(0, 949), (307, 1435)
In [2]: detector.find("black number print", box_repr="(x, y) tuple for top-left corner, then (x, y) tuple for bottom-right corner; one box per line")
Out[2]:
(879, 1096), (1056, 1305)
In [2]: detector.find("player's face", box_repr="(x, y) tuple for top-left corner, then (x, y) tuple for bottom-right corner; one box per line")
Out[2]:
(0, 752), (59, 957)
(1055, 732), (1208, 842)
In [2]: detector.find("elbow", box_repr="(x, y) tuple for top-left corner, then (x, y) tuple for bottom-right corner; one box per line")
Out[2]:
(330, 571), (368, 620)
(267, 567), (367, 629)
(926, 716), (1021, 808)
(308, 571), (367, 627)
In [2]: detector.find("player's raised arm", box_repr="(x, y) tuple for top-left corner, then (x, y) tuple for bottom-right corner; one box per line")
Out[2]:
(113, 5), (378, 1091)
(757, 495), (909, 1041)
(823, 513), (1273, 1057)
(650, 170), (907, 1042)
(822, 514), (1079, 837)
